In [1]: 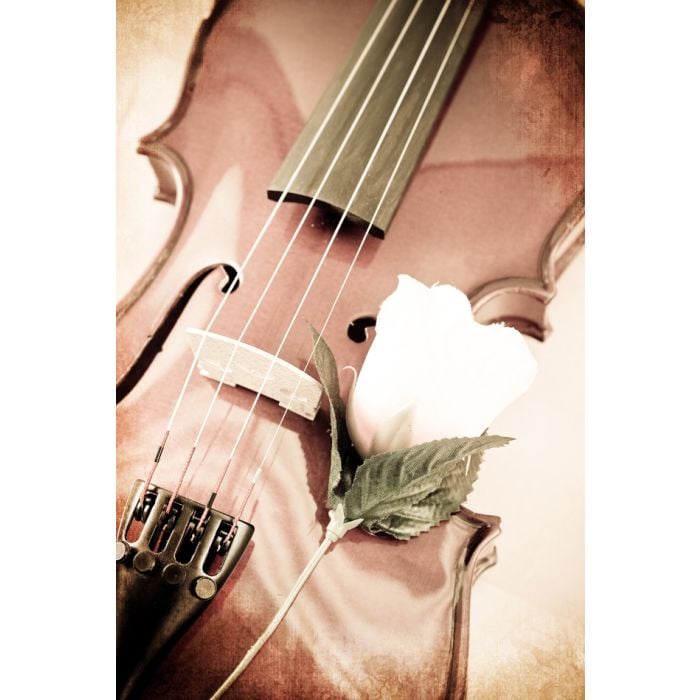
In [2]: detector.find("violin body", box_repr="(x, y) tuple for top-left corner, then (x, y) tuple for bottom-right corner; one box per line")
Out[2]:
(117, 0), (583, 697)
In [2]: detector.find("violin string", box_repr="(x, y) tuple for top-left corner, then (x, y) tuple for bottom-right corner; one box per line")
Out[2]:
(164, 0), (427, 514)
(226, 0), (479, 539)
(158, 0), (426, 513)
(139, 0), (400, 506)
(197, 0), (456, 526)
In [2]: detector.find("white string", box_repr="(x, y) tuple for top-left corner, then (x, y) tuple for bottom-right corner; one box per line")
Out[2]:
(167, 0), (428, 511)
(140, 0), (400, 502)
(228, 0), (479, 539)
(209, 1), (478, 693)
(203, 0), (455, 520)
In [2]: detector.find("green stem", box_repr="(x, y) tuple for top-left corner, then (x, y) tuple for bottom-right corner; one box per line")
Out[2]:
(210, 536), (333, 699)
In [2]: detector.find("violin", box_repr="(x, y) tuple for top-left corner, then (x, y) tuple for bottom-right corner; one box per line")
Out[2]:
(116, 0), (584, 697)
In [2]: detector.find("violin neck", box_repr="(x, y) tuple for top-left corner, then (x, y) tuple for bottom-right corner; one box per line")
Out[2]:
(267, 0), (488, 238)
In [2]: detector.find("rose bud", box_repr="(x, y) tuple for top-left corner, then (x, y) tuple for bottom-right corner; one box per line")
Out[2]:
(346, 275), (538, 458)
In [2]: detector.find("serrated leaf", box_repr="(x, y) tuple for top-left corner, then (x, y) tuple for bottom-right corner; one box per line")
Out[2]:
(364, 501), (455, 538)
(422, 450), (482, 506)
(361, 452), (483, 539)
(365, 515), (437, 540)
(310, 327), (358, 508)
(343, 435), (511, 522)
(355, 459), (463, 521)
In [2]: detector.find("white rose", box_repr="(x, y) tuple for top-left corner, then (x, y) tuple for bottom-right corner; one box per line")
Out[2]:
(346, 275), (538, 458)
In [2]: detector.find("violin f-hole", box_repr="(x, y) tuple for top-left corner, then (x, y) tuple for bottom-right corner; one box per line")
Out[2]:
(116, 262), (242, 404)
(347, 315), (376, 343)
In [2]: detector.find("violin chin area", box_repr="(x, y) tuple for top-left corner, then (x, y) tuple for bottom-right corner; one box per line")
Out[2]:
(116, 479), (253, 700)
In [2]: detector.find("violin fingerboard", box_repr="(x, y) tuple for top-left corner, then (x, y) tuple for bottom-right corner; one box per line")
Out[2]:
(268, 0), (488, 238)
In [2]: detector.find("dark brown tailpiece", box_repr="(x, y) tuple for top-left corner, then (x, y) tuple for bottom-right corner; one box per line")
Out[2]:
(116, 480), (253, 699)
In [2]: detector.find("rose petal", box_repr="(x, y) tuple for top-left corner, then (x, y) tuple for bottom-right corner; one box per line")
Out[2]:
(346, 275), (537, 456)
(347, 276), (433, 456)
(369, 403), (415, 455)
(410, 320), (537, 444)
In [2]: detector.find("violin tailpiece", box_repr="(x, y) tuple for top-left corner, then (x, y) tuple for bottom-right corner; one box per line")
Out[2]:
(116, 479), (253, 700)
(186, 327), (323, 420)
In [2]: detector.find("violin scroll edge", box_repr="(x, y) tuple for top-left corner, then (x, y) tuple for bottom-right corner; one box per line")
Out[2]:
(471, 191), (585, 341)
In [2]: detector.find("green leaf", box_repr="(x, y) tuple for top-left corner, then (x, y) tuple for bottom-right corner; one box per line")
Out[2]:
(310, 327), (359, 508)
(365, 512), (448, 540)
(422, 449), (483, 505)
(364, 497), (458, 540)
(363, 451), (485, 540)
(343, 434), (511, 524)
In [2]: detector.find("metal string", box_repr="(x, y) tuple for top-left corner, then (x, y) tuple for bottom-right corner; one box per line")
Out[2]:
(224, 0), (479, 541)
(139, 0), (400, 507)
(197, 0), (457, 527)
(160, 0), (429, 514)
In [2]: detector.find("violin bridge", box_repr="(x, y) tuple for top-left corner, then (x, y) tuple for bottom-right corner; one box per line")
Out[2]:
(186, 328), (322, 420)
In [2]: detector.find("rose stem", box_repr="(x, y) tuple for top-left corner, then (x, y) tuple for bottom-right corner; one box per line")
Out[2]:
(210, 536), (333, 699)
